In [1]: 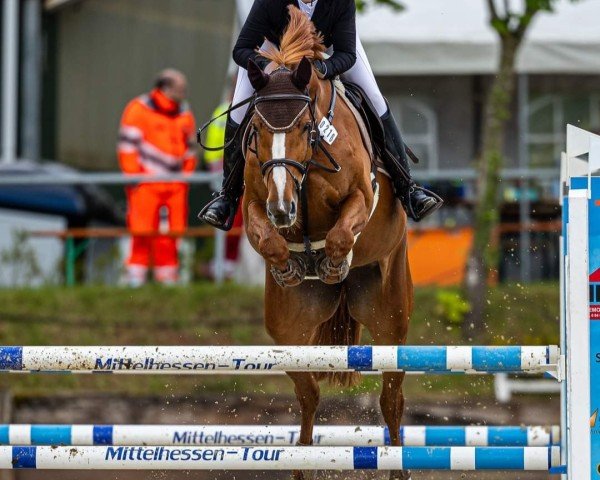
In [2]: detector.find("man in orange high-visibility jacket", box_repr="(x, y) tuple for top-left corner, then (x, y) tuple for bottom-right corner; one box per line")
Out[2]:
(117, 69), (197, 286)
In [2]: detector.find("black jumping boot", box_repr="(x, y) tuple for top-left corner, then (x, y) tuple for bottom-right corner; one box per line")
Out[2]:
(380, 108), (442, 221)
(198, 117), (246, 231)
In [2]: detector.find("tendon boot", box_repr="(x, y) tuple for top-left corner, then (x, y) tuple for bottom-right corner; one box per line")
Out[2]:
(198, 116), (245, 231)
(380, 108), (442, 221)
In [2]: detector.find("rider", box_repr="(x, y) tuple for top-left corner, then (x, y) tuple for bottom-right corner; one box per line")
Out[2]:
(200, 0), (441, 230)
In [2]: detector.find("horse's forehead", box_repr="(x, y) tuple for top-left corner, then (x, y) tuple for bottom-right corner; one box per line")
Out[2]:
(255, 72), (307, 131)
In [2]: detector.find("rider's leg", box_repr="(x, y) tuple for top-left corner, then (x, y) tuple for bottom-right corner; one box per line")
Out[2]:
(198, 68), (253, 230)
(342, 34), (442, 221)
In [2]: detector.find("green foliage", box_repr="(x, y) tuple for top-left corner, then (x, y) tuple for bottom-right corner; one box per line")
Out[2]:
(0, 231), (42, 286)
(434, 289), (471, 325)
(355, 0), (404, 13)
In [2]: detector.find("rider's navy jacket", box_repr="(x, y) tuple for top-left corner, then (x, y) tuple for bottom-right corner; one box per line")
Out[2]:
(233, 0), (357, 79)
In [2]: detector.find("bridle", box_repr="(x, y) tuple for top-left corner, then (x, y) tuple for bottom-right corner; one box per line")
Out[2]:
(197, 67), (342, 255)
(247, 71), (341, 254)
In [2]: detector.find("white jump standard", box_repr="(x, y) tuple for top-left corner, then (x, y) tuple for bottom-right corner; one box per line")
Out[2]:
(0, 345), (558, 373)
(0, 425), (560, 447)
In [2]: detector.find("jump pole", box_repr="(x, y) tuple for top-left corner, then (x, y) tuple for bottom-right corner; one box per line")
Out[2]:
(0, 445), (561, 471)
(0, 345), (558, 374)
(0, 424), (560, 447)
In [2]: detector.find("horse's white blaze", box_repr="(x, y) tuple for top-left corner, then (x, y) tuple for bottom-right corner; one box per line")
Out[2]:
(272, 133), (287, 210)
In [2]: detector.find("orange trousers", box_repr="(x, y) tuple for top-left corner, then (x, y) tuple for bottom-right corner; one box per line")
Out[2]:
(125, 183), (188, 283)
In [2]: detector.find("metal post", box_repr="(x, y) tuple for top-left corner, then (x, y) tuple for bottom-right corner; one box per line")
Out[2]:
(518, 74), (531, 282)
(2, 0), (20, 164)
(20, 0), (42, 162)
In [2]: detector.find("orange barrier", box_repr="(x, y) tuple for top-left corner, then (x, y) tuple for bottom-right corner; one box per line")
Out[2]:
(407, 228), (473, 286)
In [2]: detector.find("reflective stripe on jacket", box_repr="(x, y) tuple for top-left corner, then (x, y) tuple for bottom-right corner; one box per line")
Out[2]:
(118, 89), (197, 175)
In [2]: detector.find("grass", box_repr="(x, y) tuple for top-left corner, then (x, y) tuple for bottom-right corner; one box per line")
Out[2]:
(0, 282), (560, 400)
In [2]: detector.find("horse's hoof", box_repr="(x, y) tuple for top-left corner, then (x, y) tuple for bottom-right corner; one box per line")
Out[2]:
(315, 256), (349, 284)
(270, 256), (307, 287)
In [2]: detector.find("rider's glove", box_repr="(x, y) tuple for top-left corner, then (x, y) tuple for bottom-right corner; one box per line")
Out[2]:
(313, 59), (328, 79)
(254, 56), (271, 71)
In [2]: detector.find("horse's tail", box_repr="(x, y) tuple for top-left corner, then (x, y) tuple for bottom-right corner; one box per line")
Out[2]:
(314, 286), (362, 387)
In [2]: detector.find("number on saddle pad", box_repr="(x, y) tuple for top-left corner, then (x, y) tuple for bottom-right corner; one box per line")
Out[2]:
(318, 117), (338, 145)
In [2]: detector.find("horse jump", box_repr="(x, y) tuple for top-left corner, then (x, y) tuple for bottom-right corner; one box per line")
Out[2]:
(0, 128), (596, 475)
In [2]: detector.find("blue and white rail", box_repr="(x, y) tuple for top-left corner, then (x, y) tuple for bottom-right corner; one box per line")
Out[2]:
(0, 425), (560, 447)
(0, 346), (559, 373)
(0, 446), (561, 470)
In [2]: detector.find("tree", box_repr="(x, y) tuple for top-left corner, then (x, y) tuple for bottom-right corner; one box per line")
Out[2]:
(356, 0), (404, 12)
(464, 0), (577, 333)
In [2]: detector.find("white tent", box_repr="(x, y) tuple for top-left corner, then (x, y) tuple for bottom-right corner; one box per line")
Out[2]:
(236, 0), (600, 75)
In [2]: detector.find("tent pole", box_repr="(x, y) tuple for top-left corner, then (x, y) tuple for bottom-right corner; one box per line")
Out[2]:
(2, 0), (20, 164)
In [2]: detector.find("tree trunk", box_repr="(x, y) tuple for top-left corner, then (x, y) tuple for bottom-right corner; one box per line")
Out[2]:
(463, 34), (523, 335)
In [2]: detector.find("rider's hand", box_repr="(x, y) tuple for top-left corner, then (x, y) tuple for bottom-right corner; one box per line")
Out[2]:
(313, 59), (328, 79)
(255, 56), (271, 71)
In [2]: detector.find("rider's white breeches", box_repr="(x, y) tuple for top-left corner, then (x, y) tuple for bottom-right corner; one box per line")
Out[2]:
(230, 33), (388, 124)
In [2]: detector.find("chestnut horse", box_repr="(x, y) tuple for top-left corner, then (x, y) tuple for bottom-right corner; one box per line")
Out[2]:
(242, 7), (412, 480)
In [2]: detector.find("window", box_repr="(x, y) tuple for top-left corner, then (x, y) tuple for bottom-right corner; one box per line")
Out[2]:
(388, 97), (438, 171)
(527, 94), (600, 168)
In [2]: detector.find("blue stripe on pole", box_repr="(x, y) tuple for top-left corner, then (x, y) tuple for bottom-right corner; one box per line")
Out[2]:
(384, 427), (391, 446)
(397, 347), (446, 370)
(487, 427), (527, 447)
(402, 446), (451, 469)
(12, 446), (36, 469)
(31, 426), (71, 445)
(472, 347), (521, 371)
(426, 427), (465, 446)
(353, 446), (378, 469)
(93, 426), (113, 445)
(347, 346), (372, 370)
(0, 426), (8, 444)
(0, 347), (23, 370)
(475, 447), (524, 469)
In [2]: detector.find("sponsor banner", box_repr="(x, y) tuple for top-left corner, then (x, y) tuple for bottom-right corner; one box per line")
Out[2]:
(590, 177), (600, 478)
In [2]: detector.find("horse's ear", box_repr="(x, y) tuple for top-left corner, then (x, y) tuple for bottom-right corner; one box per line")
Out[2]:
(292, 57), (312, 91)
(248, 59), (269, 91)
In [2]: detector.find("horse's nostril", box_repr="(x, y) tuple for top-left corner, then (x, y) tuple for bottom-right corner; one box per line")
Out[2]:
(290, 201), (297, 216)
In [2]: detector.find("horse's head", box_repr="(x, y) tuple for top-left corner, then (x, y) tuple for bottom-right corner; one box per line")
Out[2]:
(247, 57), (315, 229)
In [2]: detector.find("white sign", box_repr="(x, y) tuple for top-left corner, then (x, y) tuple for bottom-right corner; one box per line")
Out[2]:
(318, 117), (338, 145)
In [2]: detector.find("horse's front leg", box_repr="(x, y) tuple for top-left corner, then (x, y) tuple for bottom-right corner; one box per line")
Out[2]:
(319, 189), (369, 284)
(246, 200), (289, 269)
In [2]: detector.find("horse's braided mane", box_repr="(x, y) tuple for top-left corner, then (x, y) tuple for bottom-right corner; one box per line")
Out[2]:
(258, 5), (326, 69)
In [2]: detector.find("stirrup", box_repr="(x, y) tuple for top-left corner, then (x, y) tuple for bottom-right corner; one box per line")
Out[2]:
(402, 185), (444, 222)
(198, 194), (238, 231)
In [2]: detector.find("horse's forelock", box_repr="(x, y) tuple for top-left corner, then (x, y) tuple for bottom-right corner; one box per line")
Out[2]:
(258, 5), (325, 69)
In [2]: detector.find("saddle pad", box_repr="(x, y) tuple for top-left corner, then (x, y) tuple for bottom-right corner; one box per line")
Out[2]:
(334, 80), (389, 178)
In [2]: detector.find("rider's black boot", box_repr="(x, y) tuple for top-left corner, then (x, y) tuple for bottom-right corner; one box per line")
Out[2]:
(380, 108), (442, 221)
(198, 116), (245, 231)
